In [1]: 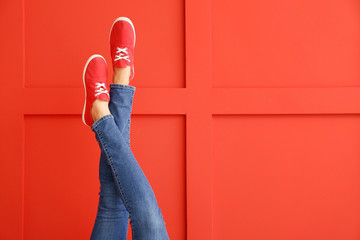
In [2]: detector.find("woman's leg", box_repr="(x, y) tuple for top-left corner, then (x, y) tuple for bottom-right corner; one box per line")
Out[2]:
(108, 66), (134, 149)
(90, 69), (134, 240)
(91, 64), (169, 239)
(90, 111), (169, 240)
(90, 91), (133, 239)
(90, 161), (129, 240)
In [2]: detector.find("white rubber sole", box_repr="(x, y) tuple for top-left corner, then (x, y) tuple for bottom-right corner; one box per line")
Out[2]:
(82, 54), (107, 127)
(109, 16), (136, 80)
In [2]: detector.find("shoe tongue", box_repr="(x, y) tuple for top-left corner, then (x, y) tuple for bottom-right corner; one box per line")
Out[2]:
(97, 93), (110, 102)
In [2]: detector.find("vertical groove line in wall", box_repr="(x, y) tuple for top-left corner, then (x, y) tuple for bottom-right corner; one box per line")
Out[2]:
(22, 0), (26, 239)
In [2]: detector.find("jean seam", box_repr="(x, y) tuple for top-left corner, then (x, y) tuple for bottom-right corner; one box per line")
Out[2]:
(128, 90), (135, 148)
(127, 117), (131, 148)
(92, 122), (133, 217)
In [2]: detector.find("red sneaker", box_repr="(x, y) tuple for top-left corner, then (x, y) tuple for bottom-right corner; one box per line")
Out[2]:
(110, 16), (136, 82)
(82, 54), (110, 127)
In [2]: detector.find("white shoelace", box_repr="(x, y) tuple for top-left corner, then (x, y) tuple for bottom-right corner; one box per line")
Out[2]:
(94, 82), (109, 97)
(114, 47), (130, 62)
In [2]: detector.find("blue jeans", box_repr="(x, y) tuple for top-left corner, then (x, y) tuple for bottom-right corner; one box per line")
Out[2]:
(90, 84), (170, 240)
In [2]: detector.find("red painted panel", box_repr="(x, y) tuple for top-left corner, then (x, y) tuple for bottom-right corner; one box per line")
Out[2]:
(25, 0), (185, 88)
(24, 115), (99, 239)
(0, 0), (24, 239)
(24, 115), (185, 239)
(212, 0), (360, 87)
(213, 115), (360, 239)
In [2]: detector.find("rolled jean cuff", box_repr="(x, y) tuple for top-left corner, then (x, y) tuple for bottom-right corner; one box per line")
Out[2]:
(91, 114), (114, 131)
(110, 83), (136, 92)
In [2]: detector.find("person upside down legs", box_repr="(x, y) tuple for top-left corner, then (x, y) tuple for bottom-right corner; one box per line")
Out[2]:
(82, 17), (170, 240)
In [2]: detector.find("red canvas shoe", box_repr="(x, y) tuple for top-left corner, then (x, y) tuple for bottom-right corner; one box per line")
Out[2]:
(82, 54), (110, 127)
(110, 16), (136, 82)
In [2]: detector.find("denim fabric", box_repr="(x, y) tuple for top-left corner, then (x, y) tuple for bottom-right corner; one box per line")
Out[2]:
(90, 84), (169, 240)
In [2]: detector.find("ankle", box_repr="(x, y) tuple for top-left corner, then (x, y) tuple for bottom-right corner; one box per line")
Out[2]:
(113, 66), (130, 85)
(91, 99), (111, 122)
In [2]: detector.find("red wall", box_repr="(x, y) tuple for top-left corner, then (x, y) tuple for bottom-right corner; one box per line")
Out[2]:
(1, 0), (360, 239)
